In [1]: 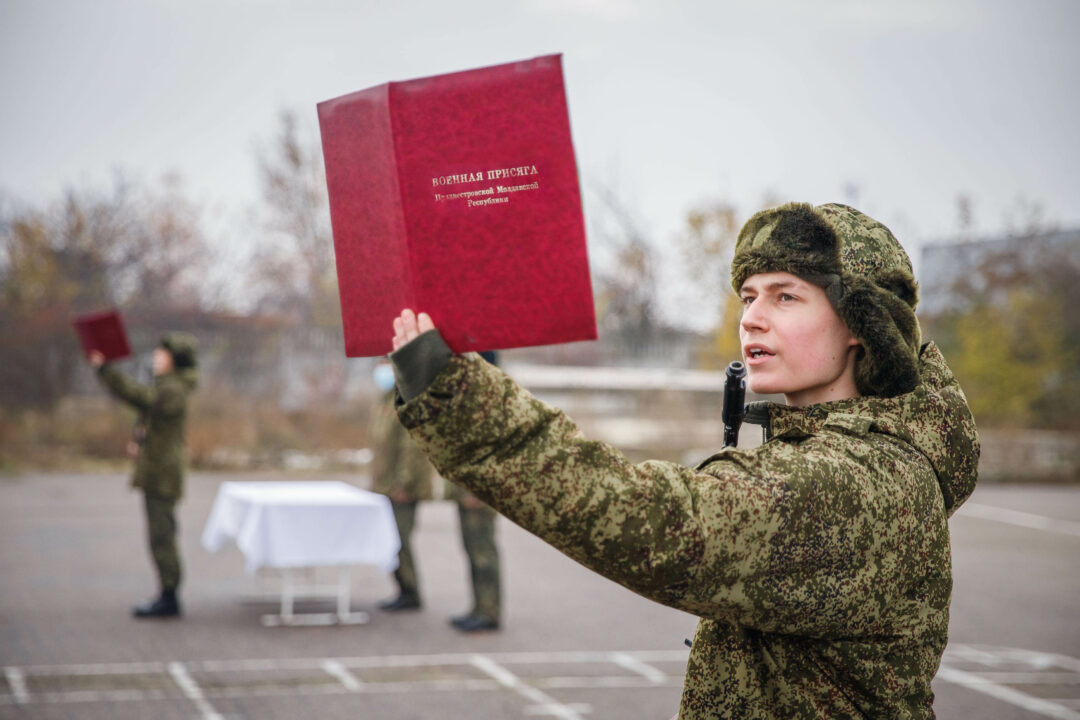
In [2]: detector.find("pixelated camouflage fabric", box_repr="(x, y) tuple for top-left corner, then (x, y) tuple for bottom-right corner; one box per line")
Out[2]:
(97, 365), (197, 500)
(396, 341), (978, 718)
(371, 391), (436, 500)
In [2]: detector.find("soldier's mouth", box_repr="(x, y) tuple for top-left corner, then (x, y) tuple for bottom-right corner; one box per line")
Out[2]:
(744, 345), (775, 363)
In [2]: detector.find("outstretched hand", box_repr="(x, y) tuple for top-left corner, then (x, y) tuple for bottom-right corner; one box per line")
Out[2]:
(392, 309), (436, 352)
(88, 350), (106, 368)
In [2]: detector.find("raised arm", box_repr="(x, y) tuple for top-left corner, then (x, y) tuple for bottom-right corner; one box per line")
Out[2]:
(386, 310), (788, 620)
(95, 362), (156, 412)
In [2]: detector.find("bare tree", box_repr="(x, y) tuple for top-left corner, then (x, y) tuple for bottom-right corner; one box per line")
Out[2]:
(588, 183), (660, 348)
(248, 111), (339, 327)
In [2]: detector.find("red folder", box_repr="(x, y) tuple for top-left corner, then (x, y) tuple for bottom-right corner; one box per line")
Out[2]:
(73, 309), (132, 361)
(317, 54), (597, 357)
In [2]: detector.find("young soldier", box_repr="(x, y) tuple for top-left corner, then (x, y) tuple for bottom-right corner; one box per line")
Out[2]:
(89, 332), (199, 619)
(386, 203), (978, 718)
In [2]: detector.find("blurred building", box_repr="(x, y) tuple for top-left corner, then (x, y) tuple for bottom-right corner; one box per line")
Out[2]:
(918, 228), (1080, 316)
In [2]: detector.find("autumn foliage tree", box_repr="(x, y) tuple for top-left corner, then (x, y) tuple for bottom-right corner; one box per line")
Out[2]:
(921, 239), (1080, 430)
(0, 176), (213, 411)
(676, 195), (780, 369)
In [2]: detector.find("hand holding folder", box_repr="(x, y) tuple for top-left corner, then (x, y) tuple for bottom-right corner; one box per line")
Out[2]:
(72, 309), (132, 363)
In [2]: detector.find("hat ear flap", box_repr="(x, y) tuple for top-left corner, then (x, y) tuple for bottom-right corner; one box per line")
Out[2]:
(874, 267), (919, 308)
(839, 278), (921, 397)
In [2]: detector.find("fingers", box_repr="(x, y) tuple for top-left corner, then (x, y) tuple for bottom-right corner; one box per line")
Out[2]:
(391, 309), (435, 351)
(400, 308), (418, 337)
(392, 315), (405, 351)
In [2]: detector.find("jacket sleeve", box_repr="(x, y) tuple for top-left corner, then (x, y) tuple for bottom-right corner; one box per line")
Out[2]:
(96, 366), (185, 417)
(395, 352), (802, 622)
(97, 364), (155, 412)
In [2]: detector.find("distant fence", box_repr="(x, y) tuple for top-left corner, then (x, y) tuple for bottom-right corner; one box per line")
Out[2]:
(977, 429), (1080, 483)
(66, 326), (1080, 483)
(511, 366), (1080, 482)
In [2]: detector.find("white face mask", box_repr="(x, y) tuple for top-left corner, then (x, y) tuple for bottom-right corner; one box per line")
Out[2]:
(373, 364), (396, 392)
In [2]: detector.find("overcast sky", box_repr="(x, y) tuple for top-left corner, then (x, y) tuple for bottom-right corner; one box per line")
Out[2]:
(2, 0), (1077, 290)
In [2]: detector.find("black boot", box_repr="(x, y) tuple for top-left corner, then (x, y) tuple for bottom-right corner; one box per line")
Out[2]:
(377, 593), (421, 612)
(449, 612), (499, 632)
(133, 589), (181, 619)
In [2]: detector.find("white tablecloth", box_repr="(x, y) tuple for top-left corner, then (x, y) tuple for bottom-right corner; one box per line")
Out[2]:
(201, 481), (400, 574)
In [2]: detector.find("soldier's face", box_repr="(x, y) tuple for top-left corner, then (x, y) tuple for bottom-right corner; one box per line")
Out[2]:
(152, 348), (174, 376)
(739, 272), (860, 406)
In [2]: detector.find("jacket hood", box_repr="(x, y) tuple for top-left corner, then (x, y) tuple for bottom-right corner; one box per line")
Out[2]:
(747, 341), (979, 515)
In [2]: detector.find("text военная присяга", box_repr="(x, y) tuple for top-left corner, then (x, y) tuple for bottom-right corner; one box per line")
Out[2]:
(431, 166), (541, 208)
(432, 165), (538, 187)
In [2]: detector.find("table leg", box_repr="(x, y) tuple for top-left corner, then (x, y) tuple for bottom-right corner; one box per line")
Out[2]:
(282, 567), (295, 622)
(260, 567), (370, 627)
(337, 566), (351, 620)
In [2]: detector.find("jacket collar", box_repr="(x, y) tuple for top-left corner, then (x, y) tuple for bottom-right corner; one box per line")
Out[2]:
(745, 394), (892, 441)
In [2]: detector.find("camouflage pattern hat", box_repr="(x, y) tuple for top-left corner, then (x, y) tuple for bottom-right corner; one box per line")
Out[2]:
(730, 202), (921, 398)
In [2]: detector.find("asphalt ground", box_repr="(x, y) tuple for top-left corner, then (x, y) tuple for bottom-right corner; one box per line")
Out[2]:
(1, 472), (1078, 719)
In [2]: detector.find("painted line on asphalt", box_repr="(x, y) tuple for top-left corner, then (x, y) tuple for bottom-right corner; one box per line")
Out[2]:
(957, 503), (1080, 538)
(8, 660), (170, 675)
(11, 688), (174, 704)
(937, 666), (1080, 720)
(168, 661), (225, 720)
(3, 667), (29, 704)
(10, 649), (691, 676)
(321, 659), (363, 691)
(9, 645), (1078, 718)
(948, 644), (1080, 674)
(536, 676), (681, 689)
(470, 655), (588, 720)
(973, 672), (1080, 685)
(610, 652), (668, 683)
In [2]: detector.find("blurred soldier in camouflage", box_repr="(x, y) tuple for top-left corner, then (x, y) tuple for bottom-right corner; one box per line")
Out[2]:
(371, 358), (501, 632)
(386, 203), (979, 718)
(89, 332), (199, 619)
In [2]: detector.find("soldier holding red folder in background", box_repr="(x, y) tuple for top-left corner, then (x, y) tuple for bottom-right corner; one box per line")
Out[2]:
(87, 332), (199, 619)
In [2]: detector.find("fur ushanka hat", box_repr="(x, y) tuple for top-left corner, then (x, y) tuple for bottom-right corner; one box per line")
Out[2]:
(730, 202), (921, 398)
(160, 331), (199, 369)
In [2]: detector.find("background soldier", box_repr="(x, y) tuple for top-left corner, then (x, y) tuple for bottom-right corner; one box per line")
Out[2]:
(89, 332), (199, 619)
(371, 360), (435, 613)
(371, 356), (502, 632)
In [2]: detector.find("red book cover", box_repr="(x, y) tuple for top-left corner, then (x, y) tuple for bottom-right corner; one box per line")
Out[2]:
(72, 309), (132, 361)
(317, 54), (596, 357)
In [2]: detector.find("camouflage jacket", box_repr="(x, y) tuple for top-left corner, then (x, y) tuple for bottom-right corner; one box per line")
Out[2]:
(370, 391), (435, 500)
(394, 334), (979, 719)
(97, 364), (198, 500)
